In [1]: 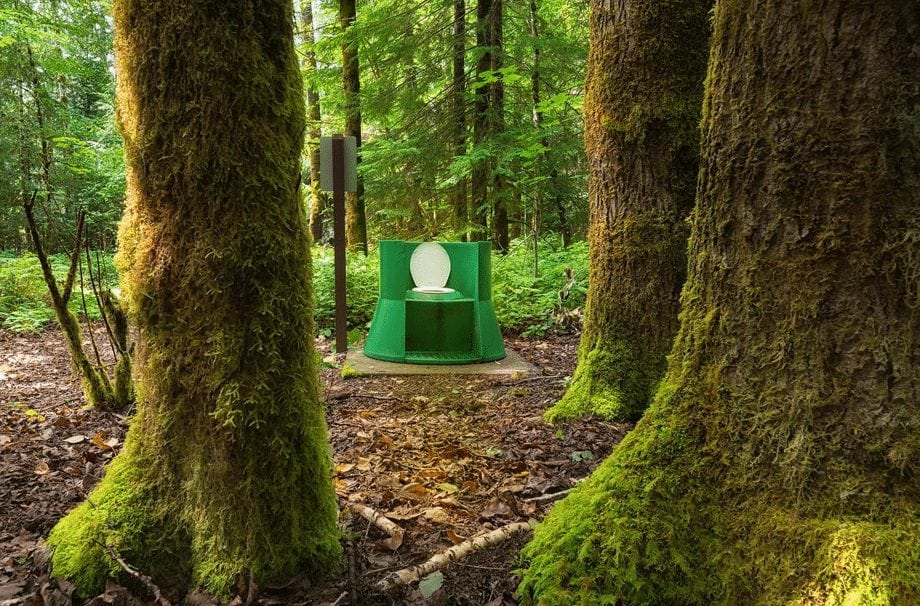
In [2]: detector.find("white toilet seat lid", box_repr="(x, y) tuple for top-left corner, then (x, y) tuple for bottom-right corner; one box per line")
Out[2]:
(410, 242), (451, 289)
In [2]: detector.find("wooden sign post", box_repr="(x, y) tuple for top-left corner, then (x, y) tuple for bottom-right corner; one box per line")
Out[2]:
(319, 135), (357, 353)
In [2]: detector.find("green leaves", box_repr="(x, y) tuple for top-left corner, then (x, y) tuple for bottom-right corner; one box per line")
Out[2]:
(419, 571), (444, 598)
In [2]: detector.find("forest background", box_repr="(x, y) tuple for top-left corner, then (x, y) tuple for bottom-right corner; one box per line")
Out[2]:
(0, 0), (589, 337)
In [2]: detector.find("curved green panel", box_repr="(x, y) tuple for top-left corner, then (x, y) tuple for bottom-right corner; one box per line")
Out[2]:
(364, 240), (506, 365)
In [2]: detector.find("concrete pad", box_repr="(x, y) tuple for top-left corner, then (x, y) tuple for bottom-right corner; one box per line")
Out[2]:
(344, 347), (537, 376)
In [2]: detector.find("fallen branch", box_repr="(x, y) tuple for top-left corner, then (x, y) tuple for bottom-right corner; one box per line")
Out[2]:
(522, 487), (574, 503)
(95, 540), (171, 606)
(346, 502), (404, 550)
(376, 520), (534, 590)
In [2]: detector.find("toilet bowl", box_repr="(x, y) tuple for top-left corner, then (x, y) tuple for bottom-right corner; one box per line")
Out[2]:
(410, 242), (456, 294)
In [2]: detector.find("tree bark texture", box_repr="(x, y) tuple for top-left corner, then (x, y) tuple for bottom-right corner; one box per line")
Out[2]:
(340, 0), (368, 253)
(521, 2), (919, 604)
(546, 0), (709, 423)
(451, 0), (468, 240)
(489, 0), (509, 253)
(471, 0), (491, 242)
(528, 0), (569, 251)
(48, 0), (341, 595)
(301, 0), (327, 244)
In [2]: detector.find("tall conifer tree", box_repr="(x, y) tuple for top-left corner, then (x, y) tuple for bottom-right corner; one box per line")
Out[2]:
(48, 0), (341, 594)
(521, 1), (919, 603)
(546, 0), (708, 422)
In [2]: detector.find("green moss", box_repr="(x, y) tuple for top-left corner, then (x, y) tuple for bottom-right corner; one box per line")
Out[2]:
(522, 1), (919, 604)
(545, 340), (656, 423)
(48, 437), (188, 595)
(49, 0), (342, 597)
(340, 363), (362, 379)
(522, 383), (920, 605)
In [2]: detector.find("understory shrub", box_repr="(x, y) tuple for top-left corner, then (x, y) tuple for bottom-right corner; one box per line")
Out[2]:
(0, 252), (117, 332)
(2, 241), (587, 336)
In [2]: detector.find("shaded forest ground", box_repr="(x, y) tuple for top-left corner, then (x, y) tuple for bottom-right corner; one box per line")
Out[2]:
(0, 325), (628, 605)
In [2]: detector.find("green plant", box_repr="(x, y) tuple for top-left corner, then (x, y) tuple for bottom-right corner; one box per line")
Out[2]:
(0, 252), (116, 332)
(491, 238), (588, 335)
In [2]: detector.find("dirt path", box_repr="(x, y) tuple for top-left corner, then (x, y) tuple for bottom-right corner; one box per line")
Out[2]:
(0, 327), (628, 605)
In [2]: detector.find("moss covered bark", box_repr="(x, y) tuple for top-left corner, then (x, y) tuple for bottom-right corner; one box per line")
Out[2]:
(521, 1), (920, 603)
(546, 0), (709, 423)
(48, 0), (341, 596)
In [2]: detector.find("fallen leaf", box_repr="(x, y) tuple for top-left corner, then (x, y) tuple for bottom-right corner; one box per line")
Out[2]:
(64, 435), (86, 444)
(423, 507), (450, 523)
(417, 468), (447, 481)
(91, 432), (115, 451)
(334, 462), (355, 475)
(376, 534), (403, 552)
(35, 461), (50, 475)
(400, 482), (430, 500)
(366, 553), (396, 568)
(419, 571), (444, 599)
(446, 529), (466, 545)
(481, 497), (511, 519)
(386, 505), (422, 520)
(436, 482), (459, 494)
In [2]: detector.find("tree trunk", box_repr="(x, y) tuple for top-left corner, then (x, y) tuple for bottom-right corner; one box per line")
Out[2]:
(15, 69), (31, 250)
(521, 2), (919, 604)
(546, 0), (708, 422)
(451, 0), (468, 241)
(301, 0), (327, 245)
(48, 0), (341, 595)
(528, 0), (542, 264)
(470, 0), (491, 242)
(489, 0), (509, 253)
(528, 0), (570, 250)
(340, 0), (368, 254)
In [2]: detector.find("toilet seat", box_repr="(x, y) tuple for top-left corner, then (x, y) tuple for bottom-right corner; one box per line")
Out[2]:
(410, 242), (455, 294)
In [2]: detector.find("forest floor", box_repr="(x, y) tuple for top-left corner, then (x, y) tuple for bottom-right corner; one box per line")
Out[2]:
(0, 325), (629, 606)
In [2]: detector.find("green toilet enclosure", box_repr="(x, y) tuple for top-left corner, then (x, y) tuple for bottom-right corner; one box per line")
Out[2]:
(364, 240), (506, 364)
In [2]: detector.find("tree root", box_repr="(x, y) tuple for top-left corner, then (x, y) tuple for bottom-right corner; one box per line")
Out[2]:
(95, 540), (171, 606)
(376, 521), (534, 590)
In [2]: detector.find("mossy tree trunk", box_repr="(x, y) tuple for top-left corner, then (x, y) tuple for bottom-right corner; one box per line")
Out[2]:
(48, 0), (341, 596)
(545, 0), (709, 423)
(340, 0), (368, 254)
(301, 0), (327, 245)
(520, 2), (919, 604)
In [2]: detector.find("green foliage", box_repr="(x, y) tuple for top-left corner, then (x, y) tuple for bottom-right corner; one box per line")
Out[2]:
(491, 239), (587, 335)
(306, 0), (589, 243)
(2, 242), (586, 336)
(0, 0), (124, 253)
(310, 239), (587, 337)
(3, 242), (585, 337)
(312, 246), (380, 334)
(0, 252), (114, 331)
